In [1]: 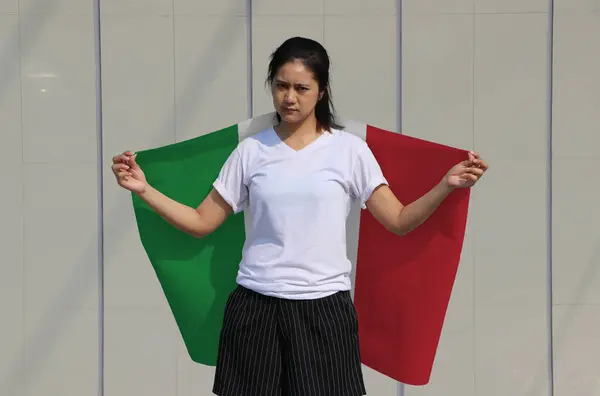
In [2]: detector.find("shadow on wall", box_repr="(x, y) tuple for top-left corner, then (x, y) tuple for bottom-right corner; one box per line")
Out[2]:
(1, 0), (252, 393)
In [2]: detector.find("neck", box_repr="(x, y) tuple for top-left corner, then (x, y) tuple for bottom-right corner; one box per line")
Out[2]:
(276, 114), (321, 140)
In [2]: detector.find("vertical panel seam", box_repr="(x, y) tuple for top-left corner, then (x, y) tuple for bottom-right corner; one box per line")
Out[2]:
(171, 0), (178, 390)
(547, 0), (555, 394)
(471, 0), (477, 393)
(172, 1), (177, 143)
(321, 0), (325, 47)
(92, 1), (104, 395)
(16, 2), (25, 393)
(396, 0), (404, 395)
(247, 0), (253, 119)
(396, 0), (402, 135)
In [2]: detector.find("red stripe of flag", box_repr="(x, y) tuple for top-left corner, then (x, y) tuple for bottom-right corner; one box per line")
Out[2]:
(355, 125), (471, 386)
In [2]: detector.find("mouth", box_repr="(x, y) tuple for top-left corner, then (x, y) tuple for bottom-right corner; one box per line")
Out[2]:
(281, 108), (297, 113)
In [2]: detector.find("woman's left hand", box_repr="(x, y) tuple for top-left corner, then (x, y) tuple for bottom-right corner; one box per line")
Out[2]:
(443, 151), (488, 189)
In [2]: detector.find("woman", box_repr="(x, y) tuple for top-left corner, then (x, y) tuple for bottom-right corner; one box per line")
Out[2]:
(112, 36), (488, 396)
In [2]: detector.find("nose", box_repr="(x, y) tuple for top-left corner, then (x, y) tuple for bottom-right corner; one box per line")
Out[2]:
(283, 93), (295, 104)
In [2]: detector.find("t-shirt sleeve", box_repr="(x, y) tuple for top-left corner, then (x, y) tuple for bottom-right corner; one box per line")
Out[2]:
(212, 148), (248, 214)
(351, 144), (389, 209)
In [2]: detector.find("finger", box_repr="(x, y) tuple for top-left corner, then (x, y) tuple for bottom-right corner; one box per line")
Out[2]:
(465, 167), (484, 177)
(460, 173), (478, 182)
(468, 151), (487, 168)
(112, 166), (129, 177)
(112, 154), (131, 164)
(117, 171), (132, 178)
(458, 159), (472, 168)
(112, 163), (130, 172)
(476, 159), (489, 170)
(128, 153), (139, 168)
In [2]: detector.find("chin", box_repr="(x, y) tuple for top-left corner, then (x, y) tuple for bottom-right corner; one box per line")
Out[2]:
(279, 112), (304, 124)
(281, 115), (298, 123)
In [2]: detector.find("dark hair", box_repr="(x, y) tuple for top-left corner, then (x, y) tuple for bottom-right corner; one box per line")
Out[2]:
(266, 36), (343, 131)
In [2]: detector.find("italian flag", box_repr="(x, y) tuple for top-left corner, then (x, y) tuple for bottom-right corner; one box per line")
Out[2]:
(131, 112), (471, 386)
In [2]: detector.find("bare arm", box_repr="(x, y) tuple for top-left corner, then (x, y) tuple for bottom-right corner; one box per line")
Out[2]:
(137, 186), (232, 238)
(113, 151), (234, 238)
(366, 182), (453, 236)
(366, 151), (488, 236)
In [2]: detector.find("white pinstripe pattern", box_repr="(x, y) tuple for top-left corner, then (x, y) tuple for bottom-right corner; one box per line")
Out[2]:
(213, 286), (366, 396)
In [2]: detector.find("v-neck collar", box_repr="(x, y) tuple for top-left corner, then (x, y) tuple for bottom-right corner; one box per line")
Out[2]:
(271, 127), (334, 154)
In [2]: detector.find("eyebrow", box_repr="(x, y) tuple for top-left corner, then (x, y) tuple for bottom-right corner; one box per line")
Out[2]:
(275, 79), (309, 87)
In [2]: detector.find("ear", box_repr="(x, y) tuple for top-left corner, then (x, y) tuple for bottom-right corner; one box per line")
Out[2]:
(318, 90), (325, 101)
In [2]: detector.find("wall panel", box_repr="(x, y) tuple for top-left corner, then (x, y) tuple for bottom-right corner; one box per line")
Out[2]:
(402, 7), (475, 396)
(13, 2), (99, 396)
(473, 12), (550, 396)
(100, 0), (249, 394)
(552, 3), (600, 396)
(0, 12), (24, 396)
(324, 14), (397, 132)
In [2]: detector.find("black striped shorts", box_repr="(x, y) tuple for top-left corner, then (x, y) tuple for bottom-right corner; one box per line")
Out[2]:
(212, 285), (367, 396)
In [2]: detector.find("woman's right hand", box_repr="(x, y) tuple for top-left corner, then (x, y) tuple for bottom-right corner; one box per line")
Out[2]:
(111, 151), (148, 194)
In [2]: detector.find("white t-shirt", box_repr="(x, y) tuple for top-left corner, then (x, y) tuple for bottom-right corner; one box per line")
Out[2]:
(213, 126), (388, 300)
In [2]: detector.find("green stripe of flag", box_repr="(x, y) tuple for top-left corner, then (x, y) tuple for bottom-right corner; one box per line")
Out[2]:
(131, 123), (244, 365)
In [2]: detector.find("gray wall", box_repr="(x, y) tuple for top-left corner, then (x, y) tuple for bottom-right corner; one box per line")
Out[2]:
(403, 1), (551, 395)
(0, 0), (598, 395)
(0, 0), (99, 395)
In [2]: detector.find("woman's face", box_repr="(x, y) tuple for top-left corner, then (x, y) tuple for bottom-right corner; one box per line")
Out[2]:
(271, 60), (323, 125)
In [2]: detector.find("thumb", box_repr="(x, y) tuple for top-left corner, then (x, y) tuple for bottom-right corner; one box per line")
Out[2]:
(457, 152), (475, 168)
(129, 153), (140, 169)
(457, 158), (471, 168)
